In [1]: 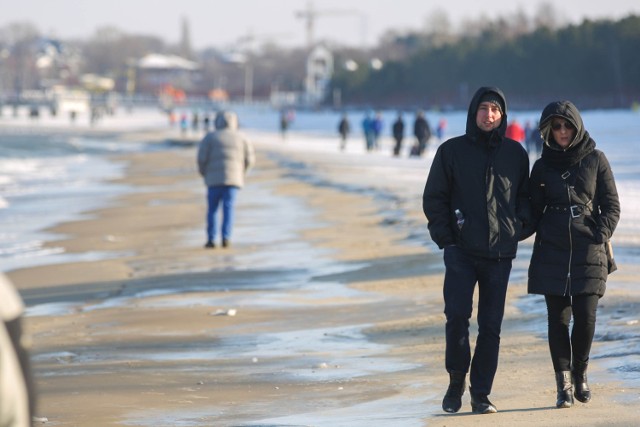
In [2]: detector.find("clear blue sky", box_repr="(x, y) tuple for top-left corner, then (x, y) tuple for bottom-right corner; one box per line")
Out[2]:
(3, 0), (640, 50)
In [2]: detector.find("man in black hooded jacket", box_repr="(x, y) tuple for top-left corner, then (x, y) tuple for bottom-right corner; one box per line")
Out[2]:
(423, 86), (531, 414)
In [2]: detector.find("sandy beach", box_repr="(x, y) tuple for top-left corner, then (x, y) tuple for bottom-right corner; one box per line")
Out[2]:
(5, 116), (640, 426)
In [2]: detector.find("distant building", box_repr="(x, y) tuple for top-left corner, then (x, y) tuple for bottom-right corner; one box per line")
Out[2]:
(134, 53), (200, 96)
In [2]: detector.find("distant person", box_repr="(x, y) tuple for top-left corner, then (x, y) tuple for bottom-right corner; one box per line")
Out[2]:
(437, 117), (447, 141)
(338, 113), (350, 151)
(280, 110), (290, 139)
(423, 87), (531, 415)
(524, 120), (532, 140)
(413, 110), (432, 156)
(392, 112), (405, 156)
(197, 110), (255, 249)
(180, 113), (188, 136)
(191, 111), (200, 132)
(505, 118), (526, 143)
(362, 112), (375, 152)
(280, 109), (295, 139)
(527, 101), (620, 408)
(525, 120), (544, 158)
(372, 111), (384, 150)
(1, 273), (36, 427)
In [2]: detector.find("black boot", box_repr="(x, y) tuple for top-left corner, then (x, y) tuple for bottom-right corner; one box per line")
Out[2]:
(470, 388), (498, 414)
(442, 371), (466, 413)
(555, 371), (574, 408)
(572, 362), (591, 403)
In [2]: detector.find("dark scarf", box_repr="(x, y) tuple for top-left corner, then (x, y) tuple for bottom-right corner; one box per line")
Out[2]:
(475, 128), (503, 149)
(541, 133), (596, 170)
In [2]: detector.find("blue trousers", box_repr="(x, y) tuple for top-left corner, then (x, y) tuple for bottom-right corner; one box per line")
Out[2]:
(443, 245), (512, 396)
(206, 186), (238, 242)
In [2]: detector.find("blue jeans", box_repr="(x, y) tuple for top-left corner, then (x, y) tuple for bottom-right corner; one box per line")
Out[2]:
(443, 245), (512, 396)
(206, 186), (238, 242)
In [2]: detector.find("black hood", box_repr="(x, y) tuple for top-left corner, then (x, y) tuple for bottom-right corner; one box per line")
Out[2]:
(465, 86), (508, 145)
(539, 100), (588, 150)
(539, 100), (595, 169)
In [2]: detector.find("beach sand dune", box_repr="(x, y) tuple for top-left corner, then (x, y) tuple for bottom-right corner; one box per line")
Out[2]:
(7, 126), (640, 426)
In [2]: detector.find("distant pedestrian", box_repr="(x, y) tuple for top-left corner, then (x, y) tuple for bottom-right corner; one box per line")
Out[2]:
(197, 110), (255, 249)
(392, 112), (405, 156)
(362, 112), (375, 152)
(280, 110), (291, 139)
(437, 117), (447, 141)
(525, 121), (544, 158)
(180, 113), (188, 136)
(191, 111), (200, 132)
(506, 118), (526, 143)
(413, 110), (432, 156)
(372, 111), (384, 150)
(338, 113), (350, 151)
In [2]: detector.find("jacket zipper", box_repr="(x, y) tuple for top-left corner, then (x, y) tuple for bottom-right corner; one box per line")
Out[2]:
(563, 183), (573, 296)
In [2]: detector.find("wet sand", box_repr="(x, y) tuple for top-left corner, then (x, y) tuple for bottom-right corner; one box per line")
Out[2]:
(7, 127), (640, 426)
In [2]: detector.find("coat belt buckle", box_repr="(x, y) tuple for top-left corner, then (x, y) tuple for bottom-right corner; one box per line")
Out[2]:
(570, 205), (581, 218)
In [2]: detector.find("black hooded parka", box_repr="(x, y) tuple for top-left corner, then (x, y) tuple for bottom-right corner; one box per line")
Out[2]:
(527, 101), (620, 297)
(423, 87), (531, 259)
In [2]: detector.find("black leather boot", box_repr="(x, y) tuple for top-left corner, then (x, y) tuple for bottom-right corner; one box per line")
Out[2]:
(442, 371), (466, 413)
(555, 371), (574, 408)
(470, 388), (498, 414)
(572, 362), (592, 403)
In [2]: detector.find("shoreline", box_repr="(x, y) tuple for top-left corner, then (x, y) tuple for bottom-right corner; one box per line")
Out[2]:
(6, 125), (640, 426)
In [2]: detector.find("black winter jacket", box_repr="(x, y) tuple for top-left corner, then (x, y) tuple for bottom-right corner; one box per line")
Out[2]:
(422, 87), (531, 259)
(527, 101), (620, 297)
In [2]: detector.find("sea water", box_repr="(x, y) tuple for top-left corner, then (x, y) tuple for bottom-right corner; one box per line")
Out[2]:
(0, 128), (154, 271)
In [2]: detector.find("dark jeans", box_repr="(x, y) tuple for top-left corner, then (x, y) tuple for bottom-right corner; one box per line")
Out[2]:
(545, 294), (599, 372)
(393, 137), (403, 156)
(443, 245), (512, 395)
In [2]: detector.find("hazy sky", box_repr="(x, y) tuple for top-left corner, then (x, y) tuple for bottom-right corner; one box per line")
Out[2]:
(3, 0), (640, 50)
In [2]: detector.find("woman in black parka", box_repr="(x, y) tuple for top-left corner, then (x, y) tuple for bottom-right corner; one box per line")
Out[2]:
(528, 101), (620, 408)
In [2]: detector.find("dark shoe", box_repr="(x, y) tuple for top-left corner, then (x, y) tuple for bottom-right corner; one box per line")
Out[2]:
(572, 362), (591, 403)
(222, 238), (230, 248)
(204, 241), (215, 248)
(470, 389), (497, 414)
(442, 371), (466, 413)
(555, 371), (574, 408)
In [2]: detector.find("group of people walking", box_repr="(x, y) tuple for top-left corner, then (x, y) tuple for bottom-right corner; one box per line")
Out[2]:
(423, 86), (620, 414)
(338, 109), (445, 157)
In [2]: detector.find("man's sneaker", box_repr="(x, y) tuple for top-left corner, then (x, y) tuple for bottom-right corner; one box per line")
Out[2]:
(222, 238), (230, 248)
(470, 392), (497, 414)
(204, 241), (215, 248)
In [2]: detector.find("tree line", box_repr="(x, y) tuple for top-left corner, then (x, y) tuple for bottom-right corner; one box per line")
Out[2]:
(331, 15), (640, 110)
(1, 12), (639, 110)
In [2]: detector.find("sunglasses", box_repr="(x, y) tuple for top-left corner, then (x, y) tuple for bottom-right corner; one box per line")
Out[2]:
(551, 121), (574, 131)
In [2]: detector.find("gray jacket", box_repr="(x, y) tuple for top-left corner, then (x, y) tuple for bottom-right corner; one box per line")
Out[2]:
(197, 111), (255, 187)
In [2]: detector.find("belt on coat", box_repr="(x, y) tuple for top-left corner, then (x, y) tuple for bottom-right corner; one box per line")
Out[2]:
(544, 204), (592, 218)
